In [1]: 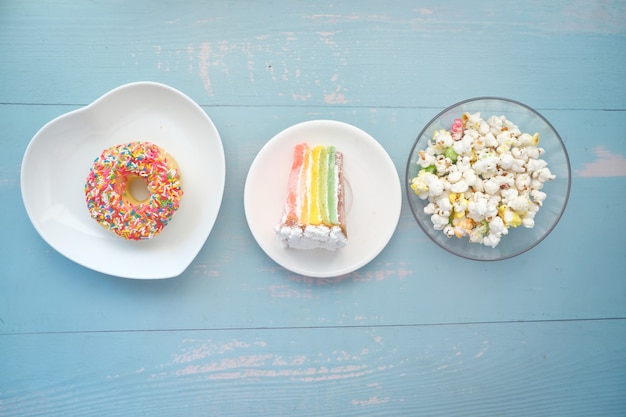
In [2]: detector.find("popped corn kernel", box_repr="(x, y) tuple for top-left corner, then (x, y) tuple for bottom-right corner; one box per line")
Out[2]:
(417, 149), (436, 168)
(433, 129), (453, 149)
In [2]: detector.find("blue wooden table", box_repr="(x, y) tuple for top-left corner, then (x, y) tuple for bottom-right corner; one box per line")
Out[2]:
(2, 1), (625, 415)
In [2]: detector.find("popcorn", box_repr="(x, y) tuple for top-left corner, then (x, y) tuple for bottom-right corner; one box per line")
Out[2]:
(451, 118), (464, 140)
(472, 152), (499, 178)
(417, 150), (436, 168)
(411, 112), (555, 247)
(433, 129), (453, 149)
(410, 170), (445, 199)
(431, 213), (450, 230)
(509, 196), (531, 213)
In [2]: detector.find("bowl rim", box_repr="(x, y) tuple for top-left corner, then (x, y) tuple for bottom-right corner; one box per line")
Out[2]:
(405, 96), (572, 261)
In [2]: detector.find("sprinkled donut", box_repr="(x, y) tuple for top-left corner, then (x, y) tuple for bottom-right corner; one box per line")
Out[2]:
(85, 141), (183, 240)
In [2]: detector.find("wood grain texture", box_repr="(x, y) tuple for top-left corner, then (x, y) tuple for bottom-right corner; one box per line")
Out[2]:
(1, 0), (625, 416)
(1, 1), (625, 109)
(1, 320), (625, 417)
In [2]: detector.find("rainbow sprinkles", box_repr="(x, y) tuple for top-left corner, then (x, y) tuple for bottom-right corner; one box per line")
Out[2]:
(85, 141), (183, 240)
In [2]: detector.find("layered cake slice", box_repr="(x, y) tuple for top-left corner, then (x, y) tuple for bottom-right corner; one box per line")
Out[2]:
(275, 143), (347, 250)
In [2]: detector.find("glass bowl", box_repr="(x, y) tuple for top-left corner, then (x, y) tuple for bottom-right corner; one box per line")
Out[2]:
(405, 97), (571, 261)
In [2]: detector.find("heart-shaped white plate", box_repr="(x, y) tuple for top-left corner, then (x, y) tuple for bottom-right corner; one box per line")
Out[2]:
(20, 82), (225, 279)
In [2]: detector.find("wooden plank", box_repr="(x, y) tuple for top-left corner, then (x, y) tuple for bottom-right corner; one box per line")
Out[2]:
(1, 1), (626, 416)
(1, 319), (625, 416)
(1, 1), (625, 109)
(1, 104), (625, 335)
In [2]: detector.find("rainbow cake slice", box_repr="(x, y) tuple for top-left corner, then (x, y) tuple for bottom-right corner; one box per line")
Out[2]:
(275, 143), (347, 250)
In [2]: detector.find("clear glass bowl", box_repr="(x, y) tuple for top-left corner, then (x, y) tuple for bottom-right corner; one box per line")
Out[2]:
(405, 97), (571, 261)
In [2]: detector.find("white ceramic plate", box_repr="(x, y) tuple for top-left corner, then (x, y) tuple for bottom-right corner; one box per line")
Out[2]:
(21, 82), (225, 279)
(244, 120), (401, 277)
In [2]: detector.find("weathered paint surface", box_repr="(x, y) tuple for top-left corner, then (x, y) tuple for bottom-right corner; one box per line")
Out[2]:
(1, 0), (625, 416)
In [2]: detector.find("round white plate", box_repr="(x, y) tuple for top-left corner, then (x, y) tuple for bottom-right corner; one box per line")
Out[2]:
(21, 82), (225, 279)
(244, 120), (401, 277)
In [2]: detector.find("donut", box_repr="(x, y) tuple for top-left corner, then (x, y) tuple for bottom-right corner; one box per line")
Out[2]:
(84, 141), (183, 240)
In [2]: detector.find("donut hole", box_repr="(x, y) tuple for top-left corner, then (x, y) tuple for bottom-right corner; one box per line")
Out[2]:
(127, 175), (151, 203)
